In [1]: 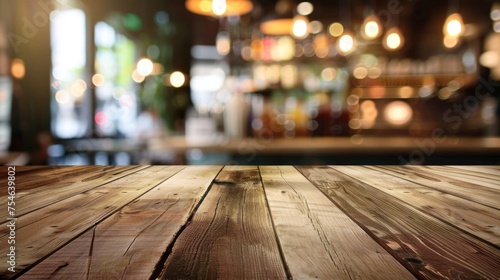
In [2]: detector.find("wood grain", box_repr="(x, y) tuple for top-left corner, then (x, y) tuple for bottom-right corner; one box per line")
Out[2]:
(410, 165), (500, 191)
(260, 166), (414, 280)
(339, 166), (500, 246)
(370, 165), (500, 210)
(158, 166), (287, 279)
(449, 165), (500, 177)
(297, 166), (500, 279)
(0, 166), (184, 278)
(0, 166), (93, 196)
(0, 166), (146, 222)
(19, 166), (222, 280)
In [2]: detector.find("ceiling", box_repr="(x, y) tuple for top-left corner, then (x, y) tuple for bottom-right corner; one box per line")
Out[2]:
(77, 0), (497, 59)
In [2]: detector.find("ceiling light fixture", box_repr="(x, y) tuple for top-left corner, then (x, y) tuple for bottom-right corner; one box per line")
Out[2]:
(185, 0), (253, 17)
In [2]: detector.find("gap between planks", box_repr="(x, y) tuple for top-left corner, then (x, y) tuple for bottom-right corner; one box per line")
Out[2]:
(298, 166), (500, 279)
(0, 166), (186, 279)
(18, 166), (223, 280)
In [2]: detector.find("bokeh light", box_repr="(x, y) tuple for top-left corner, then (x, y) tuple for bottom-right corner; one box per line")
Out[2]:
(170, 71), (186, 88)
(384, 101), (413, 126)
(11, 59), (26, 79)
(137, 58), (154, 76)
(328, 22), (344, 37)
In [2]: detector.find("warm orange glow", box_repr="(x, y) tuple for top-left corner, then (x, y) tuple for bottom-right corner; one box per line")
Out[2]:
(328, 22), (344, 37)
(170, 71), (186, 88)
(185, 0), (253, 17)
(132, 70), (145, 83)
(337, 33), (356, 55)
(361, 15), (382, 40)
(443, 35), (459, 48)
(384, 101), (413, 126)
(353, 67), (368, 79)
(216, 32), (231, 55)
(292, 16), (309, 39)
(11, 58), (26, 79)
(443, 13), (464, 38)
(260, 18), (294, 35)
(383, 27), (404, 51)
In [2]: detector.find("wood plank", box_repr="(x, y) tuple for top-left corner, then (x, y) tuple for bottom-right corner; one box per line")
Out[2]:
(0, 166), (93, 196)
(297, 166), (500, 279)
(0, 166), (184, 279)
(19, 166), (223, 280)
(449, 165), (500, 177)
(411, 166), (500, 191)
(158, 166), (287, 279)
(337, 166), (500, 246)
(260, 166), (414, 280)
(370, 165), (500, 210)
(0, 166), (146, 222)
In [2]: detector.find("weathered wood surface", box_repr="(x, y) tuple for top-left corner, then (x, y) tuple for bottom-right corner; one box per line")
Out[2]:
(0, 166), (146, 222)
(338, 166), (500, 246)
(158, 166), (287, 279)
(260, 166), (414, 279)
(2, 165), (499, 280)
(368, 165), (500, 210)
(0, 166), (184, 277)
(410, 165), (500, 191)
(297, 166), (500, 279)
(20, 166), (222, 280)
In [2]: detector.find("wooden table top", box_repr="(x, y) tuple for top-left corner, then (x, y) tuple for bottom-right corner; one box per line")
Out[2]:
(1, 165), (499, 279)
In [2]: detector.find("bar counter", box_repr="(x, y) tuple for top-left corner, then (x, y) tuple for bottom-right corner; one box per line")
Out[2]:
(149, 136), (500, 155)
(1, 165), (499, 279)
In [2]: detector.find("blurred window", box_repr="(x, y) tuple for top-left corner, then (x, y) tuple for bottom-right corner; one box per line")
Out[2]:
(50, 9), (90, 138)
(94, 21), (139, 137)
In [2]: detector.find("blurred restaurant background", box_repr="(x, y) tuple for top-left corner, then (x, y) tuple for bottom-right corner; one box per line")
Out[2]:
(0, 0), (500, 165)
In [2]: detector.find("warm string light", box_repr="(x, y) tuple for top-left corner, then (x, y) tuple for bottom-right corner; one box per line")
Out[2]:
(361, 14), (382, 40)
(337, 33), (356, 55)
(383, 27), (404, 51)
(443, 13), (464, 48)
(292, 15), (309, 39)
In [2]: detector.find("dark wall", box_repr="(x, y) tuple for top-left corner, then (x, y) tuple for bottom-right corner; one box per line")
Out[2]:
(6, 0), (52, 153)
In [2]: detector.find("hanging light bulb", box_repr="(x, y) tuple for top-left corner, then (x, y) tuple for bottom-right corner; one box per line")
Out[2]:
(361, 14), (382, 40)
(383, 27), (404, 51)
(443, 13), (464, 38)
(292, 15), (309, 39)
(337, 32), (356, 55)
(212, 0), (227, 16)
(185, 0), (253, 17)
